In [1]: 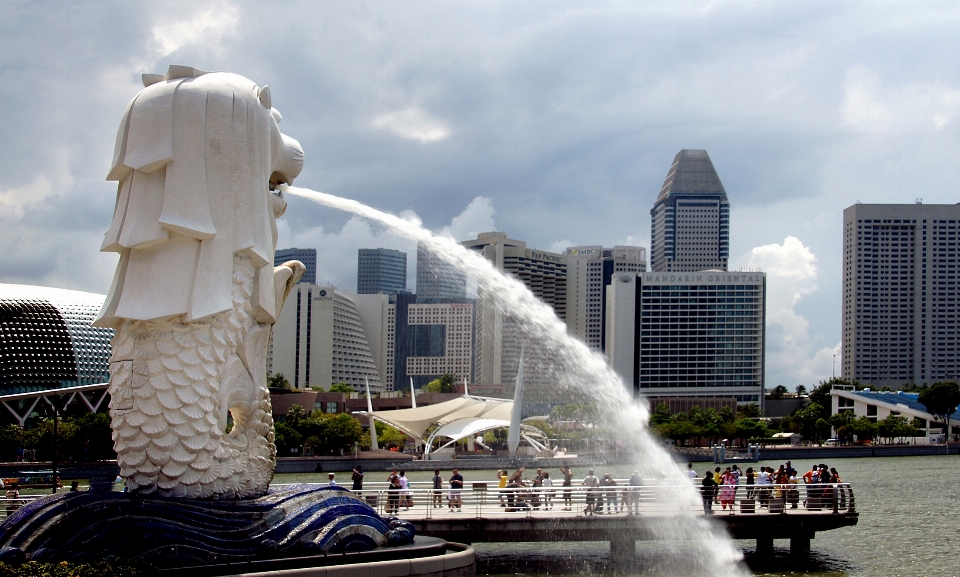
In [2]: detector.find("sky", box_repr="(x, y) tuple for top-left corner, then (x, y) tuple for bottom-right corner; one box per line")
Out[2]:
(3, 1), (960, 390)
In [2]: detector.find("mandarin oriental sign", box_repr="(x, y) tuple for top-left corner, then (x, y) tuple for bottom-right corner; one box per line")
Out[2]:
(643, 273), (764, 283)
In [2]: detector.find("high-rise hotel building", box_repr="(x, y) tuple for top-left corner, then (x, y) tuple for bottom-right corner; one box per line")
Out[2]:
(650, 150), (729, 272)
(842, 203), (960, 387)
(462, 232), (566, 396)
(565, 246), (646, 351)
(606, 271), (766, 406)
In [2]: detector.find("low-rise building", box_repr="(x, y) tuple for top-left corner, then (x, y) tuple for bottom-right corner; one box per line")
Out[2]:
(831, 385), (960, 442)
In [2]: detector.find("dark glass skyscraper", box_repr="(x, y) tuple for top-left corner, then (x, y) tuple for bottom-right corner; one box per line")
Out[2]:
(650, 150), (729, 272)
(357, 248), (408, 295)
(275, 247), (317, 285)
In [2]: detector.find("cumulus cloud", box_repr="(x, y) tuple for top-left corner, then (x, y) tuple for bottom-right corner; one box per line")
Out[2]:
(438, 197), (496, 241)
(748, 236), (838, 387)
(843, 66), (960, 132)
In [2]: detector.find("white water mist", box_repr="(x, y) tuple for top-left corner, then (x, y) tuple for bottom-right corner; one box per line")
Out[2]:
(280, 185), (749, 575)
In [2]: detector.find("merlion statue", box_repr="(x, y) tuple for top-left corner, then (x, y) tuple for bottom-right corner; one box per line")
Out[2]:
(94, 66), (305, 499)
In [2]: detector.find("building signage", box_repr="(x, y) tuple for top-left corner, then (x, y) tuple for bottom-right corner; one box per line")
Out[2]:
(568, 248), (598, 257)
(643, 273), (764, 283)
(525, 249), (564, 263)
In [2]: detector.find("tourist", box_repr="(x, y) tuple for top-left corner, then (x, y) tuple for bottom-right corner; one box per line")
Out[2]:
(785, 460), (796, 477)
(5, 483), (21, 516)
(432, 469), (444, 508)
(787, 471), (800, 509)
(531, 469), (544, 509)
(351, 465), (364, 493)
(70, 481), (80, 492)
(713, 467), (722, 504)
(686, 462), (697, 479)
(542, 472), (554, 510)
(700, 472), (718, 514)
(561, 464), (574, 511)
(449, 468), (464, 512)
(719, 468), (736, 511)
(628, 470), (642, 515)
(507, 467), (525, 508)
(582, 469), (599, 515)
(831, 467), (846, 509)
(328, 473), (337, 487)
(497, 469), (508, 507)
(602, 473), (618, 514)
(399, 470), (412, 509)
(731, 464), (741, 484)
(387, 469), (401, 514)
(757, 466), (771, 508)
(744, 467), (756, 500)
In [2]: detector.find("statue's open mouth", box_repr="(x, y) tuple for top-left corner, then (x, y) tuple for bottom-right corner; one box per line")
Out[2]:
(268, 172), (288, 191)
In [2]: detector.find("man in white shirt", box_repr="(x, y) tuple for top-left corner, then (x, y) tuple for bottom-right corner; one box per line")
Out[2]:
(582, 469), (599, 515)
(686, 463), (697, 479)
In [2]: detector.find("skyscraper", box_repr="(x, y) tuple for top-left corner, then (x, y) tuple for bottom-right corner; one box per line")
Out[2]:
(842, 203), (960, 387)
(416, 242), (467, 300)
(275, 247), (317, 285)
(269, 284), (384, 392)
(462, 232), (566, 398)
(565, 246), (646, 350)
(650, 150), (729, 272)
(357, 248), (408, 295)
(606, 271), (766, 407)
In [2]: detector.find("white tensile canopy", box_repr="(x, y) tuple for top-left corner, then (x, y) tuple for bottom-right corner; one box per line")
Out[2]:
(358, 395), (551, 457)
(362, 396), (513, 443)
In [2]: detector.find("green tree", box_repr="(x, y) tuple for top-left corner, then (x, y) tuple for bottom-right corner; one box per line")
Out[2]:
(426, 373), (456, 393)
(847, 416), (879, 443)
(791, 403), (830, 442)
(285, 404), (307, 428)
(829, 411), (855, 440)
(731, 418), (769, 443)
(274, 421), (302, 455)
(0, 424), (24, 462)
(918, 381), (960, 442)
(377, 423), (408, 449)
(321, 413), (363, 452)
(770, 385), (789, 399)
(796, 385), (807, 397)
(877, 415), (921, 444)
(739, 404), (761, 418)
(650, 403), (672, 426)
(329, 383), (355, 393)
(268, 373), (291, 389)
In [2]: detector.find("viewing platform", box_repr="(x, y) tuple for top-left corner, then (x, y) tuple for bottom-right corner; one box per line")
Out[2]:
(348, 481), (859, 561)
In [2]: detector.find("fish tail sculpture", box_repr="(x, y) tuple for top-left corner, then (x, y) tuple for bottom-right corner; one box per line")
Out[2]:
(94, 66), (305, 498)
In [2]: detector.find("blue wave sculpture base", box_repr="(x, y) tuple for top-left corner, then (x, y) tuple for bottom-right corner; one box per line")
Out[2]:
(0, 485), (415, 568)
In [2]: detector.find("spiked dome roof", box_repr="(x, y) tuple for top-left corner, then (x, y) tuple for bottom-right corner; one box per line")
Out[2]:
(656, 149), (727, 203)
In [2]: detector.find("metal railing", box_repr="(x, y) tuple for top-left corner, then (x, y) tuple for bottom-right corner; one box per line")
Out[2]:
(0, 481), (855, 521)
(284, 480), (856, 520)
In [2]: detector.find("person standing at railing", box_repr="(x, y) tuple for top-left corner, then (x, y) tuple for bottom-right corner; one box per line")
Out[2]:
(830, 467), (845, 509)
(601, 473), (618, 514)
(627, 470), (642, 515)
(449, 468), (464, 512)
(582, 469), (599, 515)
(719, 468), (736, 511)
(531, 469), (544, 509)
(686, 463), (697, 480)
(387, 469), (401, 514)
(351, 465), (364, 493)
(787, 471), (800, 509)
(744, 467), (756, 500)
(700, 472), (718, 514)
(560, 465), (574, 511)
(542, 472), (554, 510)
(399, 471), (412, 510)
(433, 470), (445, 509)
(757, 467), (772, 508)
(497, 469), (508, 507)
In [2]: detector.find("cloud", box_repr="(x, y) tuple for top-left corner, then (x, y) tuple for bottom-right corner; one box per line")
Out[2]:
(279, 195), (499, 292)
(843, 66), (960, 132)
(438, 197), (496, 241)
(748, 237), (837, 387)
(372, 107), (451, 143)
(152, 3), (240, 56)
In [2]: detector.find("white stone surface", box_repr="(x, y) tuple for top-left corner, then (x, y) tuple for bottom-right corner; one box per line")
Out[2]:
(96, 66), (304, 498)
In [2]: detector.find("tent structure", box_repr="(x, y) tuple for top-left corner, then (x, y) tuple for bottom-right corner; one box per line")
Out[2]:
(358, 395), (550, 458)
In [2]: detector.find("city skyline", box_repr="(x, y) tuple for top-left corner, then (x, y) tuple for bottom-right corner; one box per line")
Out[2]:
(5, 3), (960, 390)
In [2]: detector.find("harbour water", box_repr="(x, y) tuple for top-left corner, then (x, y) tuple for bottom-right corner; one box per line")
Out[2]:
(275, 454), (960, 576)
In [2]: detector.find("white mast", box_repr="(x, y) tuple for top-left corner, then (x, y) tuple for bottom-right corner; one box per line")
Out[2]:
(410, 376), (417, 409)
(507, 347), (524, 457)
(365, 377), (378, 450)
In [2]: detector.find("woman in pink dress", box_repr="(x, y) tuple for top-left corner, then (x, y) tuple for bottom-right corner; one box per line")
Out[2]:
(719, 468), (737, 511)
